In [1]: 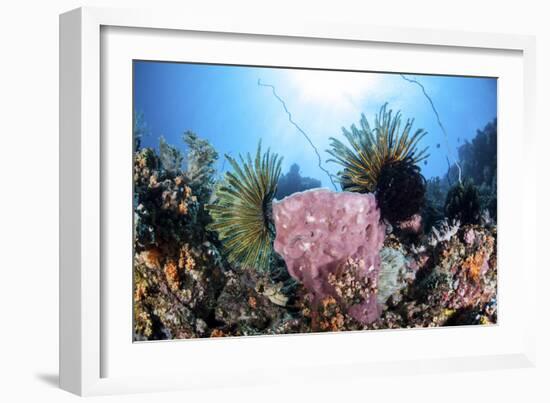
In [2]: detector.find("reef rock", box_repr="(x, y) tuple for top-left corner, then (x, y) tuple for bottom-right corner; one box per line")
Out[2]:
(273, 189), (385, 324)
(214, 267), (302, 336)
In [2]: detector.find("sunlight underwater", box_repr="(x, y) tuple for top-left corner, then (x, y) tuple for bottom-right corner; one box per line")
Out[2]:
(133, 73), (497, 340)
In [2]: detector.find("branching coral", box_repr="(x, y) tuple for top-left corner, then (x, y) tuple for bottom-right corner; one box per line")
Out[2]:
(207, 142), (282, 271)
(182, 130), (218, 203)
(327, 104), (429, 193)
(159, 136), (183, 174)
(428, 218), (461, 247)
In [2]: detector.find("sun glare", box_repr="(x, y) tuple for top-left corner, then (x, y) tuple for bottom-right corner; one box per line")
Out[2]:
(287, 69), (380, 109)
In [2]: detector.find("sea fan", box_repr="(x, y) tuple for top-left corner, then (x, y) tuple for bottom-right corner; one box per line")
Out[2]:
(327, 104), (429, 193)
(207, 142), (282, 270)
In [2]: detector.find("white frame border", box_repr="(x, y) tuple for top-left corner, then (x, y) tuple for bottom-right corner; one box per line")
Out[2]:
(59, 6), (537, 396)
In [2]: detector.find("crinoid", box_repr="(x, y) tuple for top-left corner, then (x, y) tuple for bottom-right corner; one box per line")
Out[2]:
(327, 104), (429, 193)
(207, 142), (282, 271)
(376, 158), (426, 225)
(327, 104), (428, 225)
(444, 181), (481, 225)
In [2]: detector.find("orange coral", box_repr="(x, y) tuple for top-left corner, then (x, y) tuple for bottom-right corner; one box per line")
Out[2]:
(248, 296), (257, 309)
(210, 329), (225, 337)
(135, 310), (153, 337)
(141, 248), (162, 269)
(178, 201), (188, 215)
(178, 245), (196, 271)
(318, 297), (346, 332)
(134, 282), (147, 302)
(164, 260), (180, 290)
(462, 234), (495, 281)
(462, 243), (491, 281)
(322, 296), (338, 310)
(184, 185), (193, 198)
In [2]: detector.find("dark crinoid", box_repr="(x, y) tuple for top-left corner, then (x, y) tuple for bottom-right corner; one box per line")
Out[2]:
(327, 104), (429, 194)
(444, 181), (481, 225)
(375, 158), (426, 225)
(327, 104), (429, 224)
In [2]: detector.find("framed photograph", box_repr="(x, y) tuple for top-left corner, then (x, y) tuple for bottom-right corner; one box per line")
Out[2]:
(60, 7), (537, 396)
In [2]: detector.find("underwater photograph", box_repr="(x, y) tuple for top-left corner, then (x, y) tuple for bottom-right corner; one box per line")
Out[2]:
(132, 61), (497, 341)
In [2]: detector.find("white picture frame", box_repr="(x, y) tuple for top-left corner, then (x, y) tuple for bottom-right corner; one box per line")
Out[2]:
(59, 6), (537, 396)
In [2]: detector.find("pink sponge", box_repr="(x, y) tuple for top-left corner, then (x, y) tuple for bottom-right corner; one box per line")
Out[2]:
(273, 189), (385, 324)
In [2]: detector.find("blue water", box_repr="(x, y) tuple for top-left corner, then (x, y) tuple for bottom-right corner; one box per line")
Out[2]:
(133, 61), (497, 185)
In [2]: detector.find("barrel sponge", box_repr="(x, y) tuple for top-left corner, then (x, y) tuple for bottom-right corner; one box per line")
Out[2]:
(273, 189), (385, 324)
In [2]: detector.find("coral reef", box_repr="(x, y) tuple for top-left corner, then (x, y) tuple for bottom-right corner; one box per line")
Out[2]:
(371, 224), (497, 329)
(429, 119), (497, 224)
(133, 120), (497, 341)
(133, 142), (227, 339)
(272, 189), (385, 324)
(207, 142), (282, 271)
(213, 267), (303, 336)
(452, 119), (497, 218)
